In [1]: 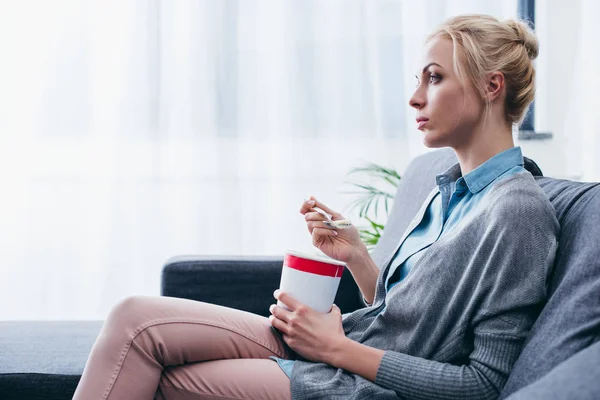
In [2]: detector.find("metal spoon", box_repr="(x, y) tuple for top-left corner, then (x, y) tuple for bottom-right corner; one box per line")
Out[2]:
(310, 206), (352, 229)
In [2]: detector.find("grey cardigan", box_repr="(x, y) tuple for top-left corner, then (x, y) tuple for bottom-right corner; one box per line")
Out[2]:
(290, 171), (559, 399)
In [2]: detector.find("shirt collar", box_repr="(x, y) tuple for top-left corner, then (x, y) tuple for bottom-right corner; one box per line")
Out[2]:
(435, 146), (524, 194)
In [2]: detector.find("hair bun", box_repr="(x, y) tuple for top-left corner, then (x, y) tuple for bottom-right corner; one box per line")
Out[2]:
(507, 19), (539, 60)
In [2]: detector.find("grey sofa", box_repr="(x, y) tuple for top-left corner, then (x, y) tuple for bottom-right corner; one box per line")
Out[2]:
(1, 147), (598, 399)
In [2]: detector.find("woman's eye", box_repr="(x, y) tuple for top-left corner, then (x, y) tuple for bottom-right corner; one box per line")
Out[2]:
(429, 74), (441, 84)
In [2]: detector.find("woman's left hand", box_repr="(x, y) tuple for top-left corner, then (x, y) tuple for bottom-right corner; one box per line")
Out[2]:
(269, 290), (347, 365)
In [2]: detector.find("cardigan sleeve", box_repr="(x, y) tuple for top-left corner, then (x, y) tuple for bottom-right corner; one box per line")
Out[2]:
(376, 333), (528, 400)
(374, 194), (559, 400)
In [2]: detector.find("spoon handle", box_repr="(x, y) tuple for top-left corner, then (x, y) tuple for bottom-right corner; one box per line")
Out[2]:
(310, 207), (332, 221)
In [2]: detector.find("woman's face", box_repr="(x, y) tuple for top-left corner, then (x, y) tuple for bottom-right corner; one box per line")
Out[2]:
(409, 37), (483, 149)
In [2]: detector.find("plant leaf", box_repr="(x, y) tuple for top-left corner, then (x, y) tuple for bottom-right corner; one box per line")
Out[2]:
(342, 162), (401, 248)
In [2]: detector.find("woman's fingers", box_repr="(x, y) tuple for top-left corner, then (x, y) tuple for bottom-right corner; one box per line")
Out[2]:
(269, 315), (289, 335)
(307, 221), (339, 235)
(300, 197), (343, 220)
(301, 198), (344, 236)
(313, 227), (338, 240)
(304, 211), (329, 222)
(300, 198), (317, 214)
(310, 207), (332, 220)
(273, 291), (306, 312)
(269, 304), (292, 323)
(310, 198), (343, 219)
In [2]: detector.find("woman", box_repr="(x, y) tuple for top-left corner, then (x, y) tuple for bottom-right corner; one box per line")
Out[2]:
(73, 14), (559, 400)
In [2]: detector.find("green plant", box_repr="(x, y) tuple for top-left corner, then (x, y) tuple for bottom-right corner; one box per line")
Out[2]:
(342, 163), (401, 251)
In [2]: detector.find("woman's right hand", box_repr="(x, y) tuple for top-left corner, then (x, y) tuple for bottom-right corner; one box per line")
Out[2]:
(300, 196), (366, 263)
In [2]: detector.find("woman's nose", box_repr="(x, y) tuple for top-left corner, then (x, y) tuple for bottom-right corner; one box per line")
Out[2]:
(409, 88), (425, 110)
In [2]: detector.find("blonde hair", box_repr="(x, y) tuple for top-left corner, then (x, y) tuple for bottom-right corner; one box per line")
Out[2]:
(427, 14), (539, 127)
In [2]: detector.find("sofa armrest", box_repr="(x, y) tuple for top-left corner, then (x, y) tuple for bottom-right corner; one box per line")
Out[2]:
(160, 255), (365, 317)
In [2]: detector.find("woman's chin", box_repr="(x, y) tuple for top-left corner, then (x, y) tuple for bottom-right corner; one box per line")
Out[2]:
(421, 130), (445, 148)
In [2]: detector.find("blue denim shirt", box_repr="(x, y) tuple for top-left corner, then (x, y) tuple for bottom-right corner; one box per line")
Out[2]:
(273, 146), (527, 379)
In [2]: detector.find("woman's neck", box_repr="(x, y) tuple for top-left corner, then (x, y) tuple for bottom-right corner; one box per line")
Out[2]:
(453, 123), (515, 175)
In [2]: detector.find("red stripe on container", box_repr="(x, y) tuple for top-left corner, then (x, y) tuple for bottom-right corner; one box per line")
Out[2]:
(284, 254), (344, 278)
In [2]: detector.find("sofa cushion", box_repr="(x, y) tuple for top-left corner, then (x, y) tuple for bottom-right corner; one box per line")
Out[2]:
(505, 339), (600, 400)
(499, 179), (600, 398)
(0, 321), (103, 400)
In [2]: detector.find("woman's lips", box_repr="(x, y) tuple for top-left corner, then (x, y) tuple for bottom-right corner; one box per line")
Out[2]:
(416, 118), (429, 129)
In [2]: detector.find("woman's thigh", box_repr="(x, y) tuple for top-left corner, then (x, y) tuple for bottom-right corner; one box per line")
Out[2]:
(74, 295), (293, 399)
(102, 295), (292, 363)
(157, 359), (291, 400)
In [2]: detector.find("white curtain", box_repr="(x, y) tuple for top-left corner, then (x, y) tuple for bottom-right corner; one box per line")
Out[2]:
(0, 0), (516, 321)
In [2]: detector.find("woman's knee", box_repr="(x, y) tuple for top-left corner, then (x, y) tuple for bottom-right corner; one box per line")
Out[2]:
(103, 295), (156, 333)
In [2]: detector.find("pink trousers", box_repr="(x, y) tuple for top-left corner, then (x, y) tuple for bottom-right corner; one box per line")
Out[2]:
(72, 295), (294, 399)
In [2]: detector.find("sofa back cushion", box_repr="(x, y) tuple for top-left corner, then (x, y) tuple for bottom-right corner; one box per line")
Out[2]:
(503, 340), (600, 400)
(499, 178), (600, 398)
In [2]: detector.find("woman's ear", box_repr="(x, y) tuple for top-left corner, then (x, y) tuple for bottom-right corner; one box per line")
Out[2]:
(486, 71), (505, 102)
